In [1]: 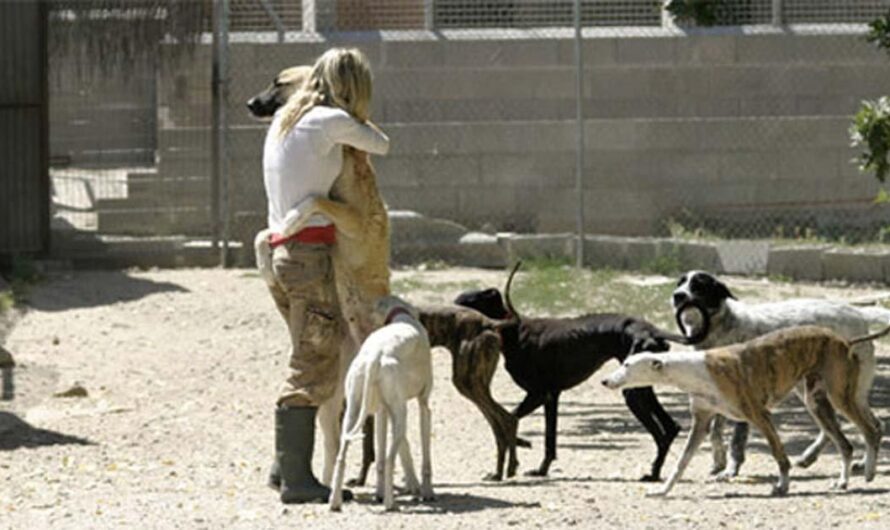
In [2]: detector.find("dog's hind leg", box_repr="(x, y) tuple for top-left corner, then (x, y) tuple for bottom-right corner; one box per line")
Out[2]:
(792, 407), (831, 469)
(419, 392), (435, 501)
(650, 407), (713, 497)
(527, 392), (560, 477)
(384, 402), (408, 511)
(827, 385), (882, 482)
(347, 418), (375, 486)
(374, 410), (388, 503)
(803, 384), (853, 490)
(318, 394), (343, 486)
(623, 387), (679, 482)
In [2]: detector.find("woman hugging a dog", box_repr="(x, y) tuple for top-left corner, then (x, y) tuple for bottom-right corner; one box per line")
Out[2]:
(260, 48), (389, 504)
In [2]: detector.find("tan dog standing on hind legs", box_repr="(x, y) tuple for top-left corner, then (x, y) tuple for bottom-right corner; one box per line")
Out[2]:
(602, 320), (885, 497)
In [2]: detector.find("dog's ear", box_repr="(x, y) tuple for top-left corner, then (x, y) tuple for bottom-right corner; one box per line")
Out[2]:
(713, 278), (737, 301)
(651, 359), (663, 372)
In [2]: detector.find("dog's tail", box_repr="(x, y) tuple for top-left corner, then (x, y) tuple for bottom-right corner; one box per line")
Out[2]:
(254, 228), (276, 288)
(850, 321), (890, 346)
(502, 261), (522, 321)
(344, 356), (379, 442)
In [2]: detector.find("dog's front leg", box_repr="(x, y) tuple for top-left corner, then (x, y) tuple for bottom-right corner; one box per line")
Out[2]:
(747, 411), (790, 496)
(708, 415), (727, 476)
(650, 407), (713, 497)
(311, 198), (364, 239)
(722, 421), (749, 479)
(280, 197), (319, 237)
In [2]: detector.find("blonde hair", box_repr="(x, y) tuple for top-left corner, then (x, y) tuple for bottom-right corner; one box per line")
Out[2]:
(276, 47), (373, 139)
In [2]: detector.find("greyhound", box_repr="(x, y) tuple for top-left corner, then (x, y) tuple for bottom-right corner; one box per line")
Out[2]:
(603, 324), (885, 497)
(456, 262), (708, 481)
(672, 270), (889, 478)
(330, 296), (434, 512)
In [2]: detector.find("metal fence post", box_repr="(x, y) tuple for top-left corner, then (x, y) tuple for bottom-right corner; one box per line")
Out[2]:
(211, 0), (231, 266)
(303, 0), (335, 32)
(258, 0), (286, 42)
(574, 0), (586, 268)
(772, 0), (783, 26)
(424, 0), (435, 31)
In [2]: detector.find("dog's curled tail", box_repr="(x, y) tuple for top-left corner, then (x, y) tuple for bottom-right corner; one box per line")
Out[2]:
(503, 261), (522, 320)
(850, 321), (890, 346)
(254, 228), (276, 288)
(344, 358), (380, 443)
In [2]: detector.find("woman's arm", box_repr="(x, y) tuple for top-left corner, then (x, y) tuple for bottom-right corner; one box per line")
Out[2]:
(325, 110), (390, 155)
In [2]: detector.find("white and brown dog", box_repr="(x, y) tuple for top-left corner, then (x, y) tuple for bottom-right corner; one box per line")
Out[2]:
(672, 271), (889, 478)
(603, 324), (885, 497)
(330, 296), (434, 512)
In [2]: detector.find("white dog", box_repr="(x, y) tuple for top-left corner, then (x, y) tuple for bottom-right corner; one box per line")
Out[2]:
(602, 324), (885, 497)
(672, 270), (889, 478)
(329, 295), (434, 511)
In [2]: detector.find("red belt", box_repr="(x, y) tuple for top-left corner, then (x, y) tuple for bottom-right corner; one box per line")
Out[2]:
(269, 225), (336, 248)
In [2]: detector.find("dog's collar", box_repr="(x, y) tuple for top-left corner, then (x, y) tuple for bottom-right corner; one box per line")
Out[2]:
(385, 306), (412, 325)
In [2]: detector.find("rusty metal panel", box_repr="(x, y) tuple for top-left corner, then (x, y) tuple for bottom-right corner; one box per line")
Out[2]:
(0, 1), (48, 253)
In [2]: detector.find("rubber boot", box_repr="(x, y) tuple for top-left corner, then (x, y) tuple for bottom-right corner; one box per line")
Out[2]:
(274, 406), (351, 504)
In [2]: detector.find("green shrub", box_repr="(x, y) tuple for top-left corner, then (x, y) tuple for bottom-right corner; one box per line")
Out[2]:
(866, 10), (890, 55)
(850, 96), (890, 183)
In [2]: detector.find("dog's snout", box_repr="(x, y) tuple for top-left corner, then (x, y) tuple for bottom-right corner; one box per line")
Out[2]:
(672, 292), (688, 306)
(246, 97), (259, 110)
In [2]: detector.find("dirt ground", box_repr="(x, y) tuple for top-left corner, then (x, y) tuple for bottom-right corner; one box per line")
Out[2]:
(1, 267), (889, 529)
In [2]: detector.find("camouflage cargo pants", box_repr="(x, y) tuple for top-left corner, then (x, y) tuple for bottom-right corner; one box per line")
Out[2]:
(268, 241), (343, 407)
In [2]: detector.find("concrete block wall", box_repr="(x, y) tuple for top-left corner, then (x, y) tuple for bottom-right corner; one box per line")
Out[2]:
(154, 29), (890, 237)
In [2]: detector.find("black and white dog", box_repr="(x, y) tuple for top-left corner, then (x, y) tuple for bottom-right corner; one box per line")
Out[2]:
(672, 270), (888, 478)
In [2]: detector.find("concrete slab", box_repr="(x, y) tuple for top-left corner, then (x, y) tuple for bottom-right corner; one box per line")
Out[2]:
(766, 245), (830, 281)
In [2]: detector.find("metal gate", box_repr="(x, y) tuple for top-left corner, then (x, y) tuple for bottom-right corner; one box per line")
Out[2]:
(0, 1), (49, 254)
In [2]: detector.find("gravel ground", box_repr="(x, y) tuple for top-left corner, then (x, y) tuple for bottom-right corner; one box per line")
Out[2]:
(1, 268), (889, 529)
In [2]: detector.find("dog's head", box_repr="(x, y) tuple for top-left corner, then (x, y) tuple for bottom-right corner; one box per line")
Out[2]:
(672, 271), (736, 313)
(601, 353), (665, 390)
(374, 295), (419, 327)
(246, 65), (312, 120)
(454, 288), (509, 320)
(672, 271), (734, 341)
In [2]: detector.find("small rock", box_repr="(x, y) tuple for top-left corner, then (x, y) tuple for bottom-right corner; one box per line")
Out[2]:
(54, 383), (88, 398)
(0, 346), (14, 368)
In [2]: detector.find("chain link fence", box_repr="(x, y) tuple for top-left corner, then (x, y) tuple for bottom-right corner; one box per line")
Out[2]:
(46, 0), (890, 277)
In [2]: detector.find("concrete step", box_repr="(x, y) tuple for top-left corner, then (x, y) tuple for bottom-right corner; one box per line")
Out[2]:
(127, 175), (210, 201)
(50, 234), (246, 269)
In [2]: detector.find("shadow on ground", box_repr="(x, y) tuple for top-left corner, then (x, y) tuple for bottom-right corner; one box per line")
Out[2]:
(370, 491), (541, 514)
(0, 411), (93, 450)
(24, 271), (189, 312)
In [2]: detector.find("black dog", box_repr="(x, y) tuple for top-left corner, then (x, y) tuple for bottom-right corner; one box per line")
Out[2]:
(455, 262), (708, 481)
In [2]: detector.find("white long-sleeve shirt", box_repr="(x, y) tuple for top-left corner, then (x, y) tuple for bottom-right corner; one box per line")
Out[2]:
(263, 105), (390, 232)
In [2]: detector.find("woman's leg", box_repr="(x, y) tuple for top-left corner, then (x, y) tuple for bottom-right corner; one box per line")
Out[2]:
(270, 242), (344, 504)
